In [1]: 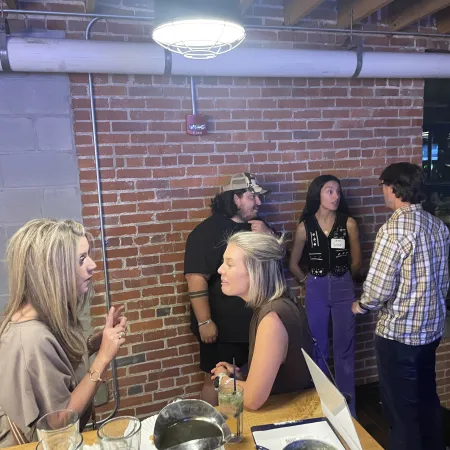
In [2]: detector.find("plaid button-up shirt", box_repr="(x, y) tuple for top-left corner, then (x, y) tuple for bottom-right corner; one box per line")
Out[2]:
(360, 204), (450, 345)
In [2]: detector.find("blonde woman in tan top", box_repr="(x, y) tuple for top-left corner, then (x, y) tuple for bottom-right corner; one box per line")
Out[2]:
(0, 219), (127, 446)
(211, 232), (313, 410)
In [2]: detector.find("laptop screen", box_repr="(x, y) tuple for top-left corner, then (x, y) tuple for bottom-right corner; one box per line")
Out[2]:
(301, 349), (363, 450)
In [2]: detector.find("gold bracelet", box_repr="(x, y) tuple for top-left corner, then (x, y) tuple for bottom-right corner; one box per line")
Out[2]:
(88, 369), (104, 382)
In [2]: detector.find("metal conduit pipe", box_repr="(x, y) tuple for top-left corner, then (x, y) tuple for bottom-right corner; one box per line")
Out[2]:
(4, 8), (153, 21)
(2, 37), (450, 78)
(246, 24), (450, 39)
(5, 7), (450, 40)
(85, 17), (120, 427)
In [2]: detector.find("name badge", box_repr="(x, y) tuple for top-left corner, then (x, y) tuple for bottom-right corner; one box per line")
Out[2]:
(331, 238), (345, 249)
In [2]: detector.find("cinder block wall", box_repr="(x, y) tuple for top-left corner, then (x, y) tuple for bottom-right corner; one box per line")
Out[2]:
(0, 74), (85, 325)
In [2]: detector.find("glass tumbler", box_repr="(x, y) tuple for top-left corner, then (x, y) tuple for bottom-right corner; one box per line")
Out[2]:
(97, 416), (141, 450)
(218, 384), (244, 443)
(36, 410), (79, 441)
(36, 431), (83, 450)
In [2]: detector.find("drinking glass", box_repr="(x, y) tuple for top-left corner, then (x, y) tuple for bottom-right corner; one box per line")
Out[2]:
(218, 384), (244, 443)
(36, 431), (83, 450)
(36, 410), (79, 441)
(97, 416), (141, 450)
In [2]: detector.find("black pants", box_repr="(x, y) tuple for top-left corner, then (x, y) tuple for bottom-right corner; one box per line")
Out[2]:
(375, 335), (444, 450)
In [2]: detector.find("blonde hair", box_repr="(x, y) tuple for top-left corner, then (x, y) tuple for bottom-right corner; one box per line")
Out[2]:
(1, 219), (91, 364)
(227, 232), (293, 309)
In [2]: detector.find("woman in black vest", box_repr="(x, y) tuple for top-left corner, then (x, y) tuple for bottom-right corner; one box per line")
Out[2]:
(289, 175), (361, 416)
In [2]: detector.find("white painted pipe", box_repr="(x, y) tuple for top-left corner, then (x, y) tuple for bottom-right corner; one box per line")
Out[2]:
(4, 37), (167, 74)
(360, 52), (450, 78)
(171, 47), (358, 78)
(2, 37), (450, 78)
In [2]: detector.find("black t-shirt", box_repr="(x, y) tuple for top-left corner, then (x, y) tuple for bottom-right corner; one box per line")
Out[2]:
(184, 213), (254, 343)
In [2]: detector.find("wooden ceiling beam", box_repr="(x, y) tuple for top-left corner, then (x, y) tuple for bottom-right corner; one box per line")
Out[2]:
(436, 6), (450, 33)
(389, 0), (450, 31)
(337, 0), (395, 29)
(284, 0), (326, 26)
(4, 0), (17, 8)
(85, 0), (96, 14)
(240, 0), (253, 14)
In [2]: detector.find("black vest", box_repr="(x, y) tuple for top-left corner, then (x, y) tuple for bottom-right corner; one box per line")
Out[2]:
(303, 213), (350, 277)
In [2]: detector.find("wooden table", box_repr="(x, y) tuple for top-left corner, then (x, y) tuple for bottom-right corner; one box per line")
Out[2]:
(7, 390), (383, 450)
(230, 390), (383, 450)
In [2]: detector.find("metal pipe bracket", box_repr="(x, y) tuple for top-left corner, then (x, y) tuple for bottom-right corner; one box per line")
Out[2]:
(343, 35), (363, 78)
(0, 18), (12, 72)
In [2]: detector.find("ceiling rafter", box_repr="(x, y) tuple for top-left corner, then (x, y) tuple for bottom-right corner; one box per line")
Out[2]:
(85, 0), (96, 14)
(284, 0), (326, 26)
(4, 0), (17, 8)
(389, 0), (450, 30)
(337, 0), (395, 29)
(436, 6), (450, 33)
(240, 0), (254, 14)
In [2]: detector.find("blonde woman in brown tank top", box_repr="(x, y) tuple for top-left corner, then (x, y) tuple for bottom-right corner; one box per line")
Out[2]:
(211, 231), (313, 411)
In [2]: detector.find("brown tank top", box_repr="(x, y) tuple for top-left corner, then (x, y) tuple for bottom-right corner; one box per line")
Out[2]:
(248, 297), (313, 395)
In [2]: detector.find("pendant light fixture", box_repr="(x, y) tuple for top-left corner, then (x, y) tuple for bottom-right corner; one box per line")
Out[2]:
(152, 0), (246, 60)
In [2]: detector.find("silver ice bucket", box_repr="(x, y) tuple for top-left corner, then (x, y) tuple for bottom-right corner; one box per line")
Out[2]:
(153, 399), (232, 450)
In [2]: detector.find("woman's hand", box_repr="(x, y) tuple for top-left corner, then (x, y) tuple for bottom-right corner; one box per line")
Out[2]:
(211, 361), (243, 379)
(212, 363), (231, 375)
(88, 305), (126, 354)
(97, 307), (127, 366)
(111, 305), (126, 327)
(210, 365), (229, 382)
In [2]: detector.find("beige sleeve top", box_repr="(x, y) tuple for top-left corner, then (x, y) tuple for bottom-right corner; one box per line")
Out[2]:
(0, 320), (89, 445)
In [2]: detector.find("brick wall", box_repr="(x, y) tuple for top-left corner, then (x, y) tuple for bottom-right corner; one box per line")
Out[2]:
(6, 0), (450, 414)
(73, 72), (427, 418)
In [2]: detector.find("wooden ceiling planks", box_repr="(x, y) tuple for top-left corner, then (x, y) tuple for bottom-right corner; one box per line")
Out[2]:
(284, 0), (327, 26)
(240, 0), (254, 14)
(389, 0), (450, 30)
(337, 0), (395, 29)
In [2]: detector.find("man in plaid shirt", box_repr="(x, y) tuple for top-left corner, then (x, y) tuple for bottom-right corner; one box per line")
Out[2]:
(352, 162), (449, 450)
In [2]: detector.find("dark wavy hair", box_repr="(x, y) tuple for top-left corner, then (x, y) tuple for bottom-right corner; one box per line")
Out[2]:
(299, 175), (349, 223)
(380, 162), (425, 204)
(210, 189), (247, 218)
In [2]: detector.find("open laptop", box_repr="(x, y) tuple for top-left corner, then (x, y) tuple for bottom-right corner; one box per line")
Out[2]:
(251, 350), (362, 450)
(301, 348), (363, 450)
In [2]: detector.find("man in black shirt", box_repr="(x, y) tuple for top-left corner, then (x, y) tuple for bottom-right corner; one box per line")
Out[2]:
(184, 173), (273, 404)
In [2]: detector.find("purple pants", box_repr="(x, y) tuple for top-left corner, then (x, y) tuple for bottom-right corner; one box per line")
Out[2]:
(305, 271), (356, 415)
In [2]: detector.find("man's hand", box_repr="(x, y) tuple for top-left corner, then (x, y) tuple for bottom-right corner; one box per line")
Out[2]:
(199, 320), (218, 344)
(352, 301), (368, 315)
(248, 220), (272, 234)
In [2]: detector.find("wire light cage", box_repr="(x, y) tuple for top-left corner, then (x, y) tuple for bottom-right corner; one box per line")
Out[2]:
(152, 0), (246, 60)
